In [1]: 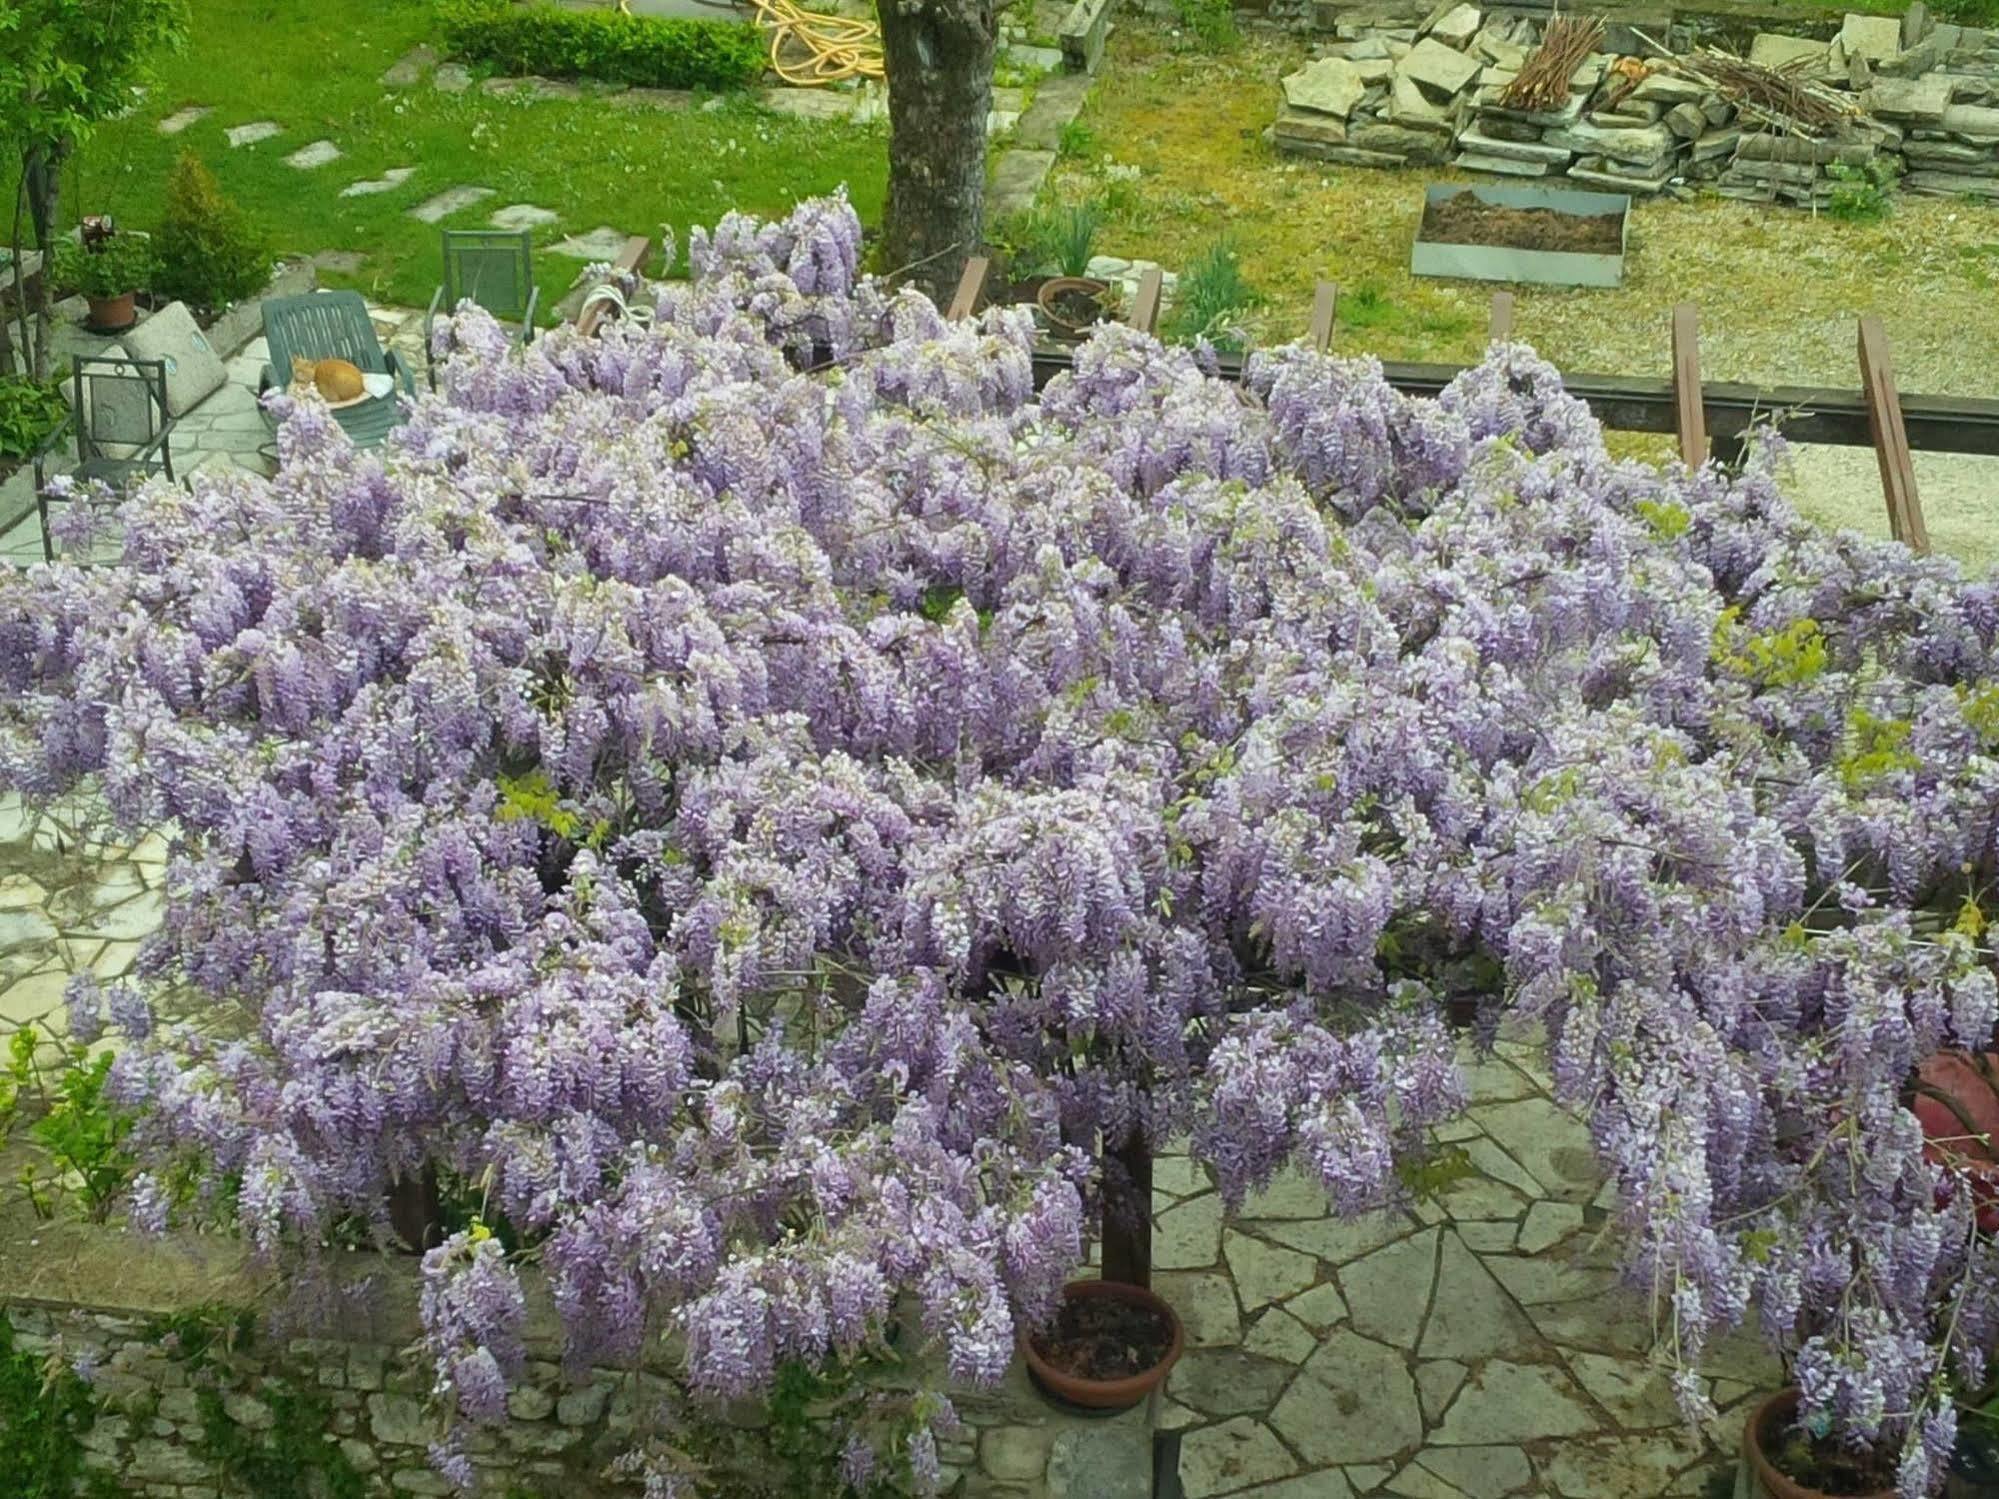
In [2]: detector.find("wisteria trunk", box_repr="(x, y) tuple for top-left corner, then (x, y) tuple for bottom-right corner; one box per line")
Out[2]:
(1099, 1131), (1153, 1289)
(388, 1167), (444, 1254)
(876, 0), (996, 304)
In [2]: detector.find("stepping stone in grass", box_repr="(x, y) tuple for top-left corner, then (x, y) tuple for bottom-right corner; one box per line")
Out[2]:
(157, 106), (210, 135)
(285, 140), (342, 170)
(549, 226), (635, 259)
(408, 186), (495, 224)
(433, 64), (473, 94)
(310, 251), (367, 275)
(226, 121), (282, 148)
(489, 204), (559, 231)
(340, 168), (416, 198)
(381, 45), (437, 87)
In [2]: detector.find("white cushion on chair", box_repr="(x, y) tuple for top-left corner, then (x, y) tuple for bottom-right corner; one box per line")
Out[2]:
(119, 301), (226, 416)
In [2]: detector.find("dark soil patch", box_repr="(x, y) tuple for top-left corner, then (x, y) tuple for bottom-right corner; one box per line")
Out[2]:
(1029, 1295), (1173, 1382)
(1040, 283), (1108, 332)
(1421, 194), (1623, 255)
(1771, 1428), (1898, 1496)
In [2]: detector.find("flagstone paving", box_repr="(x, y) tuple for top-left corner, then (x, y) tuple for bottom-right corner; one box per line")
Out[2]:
(0, 658), (1771, 1499)
(1153, 1042), (1773, 1499)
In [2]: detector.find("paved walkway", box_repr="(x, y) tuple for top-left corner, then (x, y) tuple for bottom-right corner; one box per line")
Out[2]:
(0, 788), (1772, 1498)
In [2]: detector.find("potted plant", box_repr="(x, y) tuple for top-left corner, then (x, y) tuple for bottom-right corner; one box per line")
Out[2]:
(1742, 1389), (1899, 1499)
(1017, 1278), (1183, 1413)
(1033, 202), (1109, 339)
(56, 217), (155, 333)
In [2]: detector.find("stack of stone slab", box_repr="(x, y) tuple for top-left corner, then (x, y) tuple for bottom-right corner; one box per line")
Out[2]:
(1277, 1), (1999, 206)
(1273, 2), (1507, 167)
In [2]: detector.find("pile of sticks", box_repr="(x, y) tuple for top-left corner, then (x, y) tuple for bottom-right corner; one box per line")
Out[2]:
(1674, 49), (1858, 133)
(1499, 14), (1605, 112)
(1629, 29), (1860, 135)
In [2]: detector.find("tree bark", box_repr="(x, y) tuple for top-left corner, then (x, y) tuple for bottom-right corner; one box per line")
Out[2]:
(1099, 1128), (1153, 1290)
(25, 139), (69, 382)
(876, 0), (997, 305)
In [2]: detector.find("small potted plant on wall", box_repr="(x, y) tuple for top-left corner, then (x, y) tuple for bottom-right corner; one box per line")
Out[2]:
(1740, 1046), (1999, 1498)
(57, 217), (155, 334)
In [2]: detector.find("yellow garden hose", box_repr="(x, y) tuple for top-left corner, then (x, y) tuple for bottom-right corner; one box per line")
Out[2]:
(618, 0), (883, 84)
(748, 0), (885, 85)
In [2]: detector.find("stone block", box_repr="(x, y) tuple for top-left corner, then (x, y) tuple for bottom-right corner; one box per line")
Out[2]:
(1665, 101), (1707, 138)
(1391, 72), (1455, 129)
(1905, 167), (1999, 195)
(982, 1424), (1054, 1482)
(1543, 119), (1674, 165)
(1057, 0), (1113, 73)
(556, 1382), (611, 1426)
(1047, 1414), (1150, 1499)
(1349, 120), (1453, 161)
(1944, 101), (1999, 134)
(1735, 131), (1877, 165)
(118, 301), (228, 418)
(1400, 37), (1482, 99)
(1842, 11), (1904, 60)
(1453, 150), (1553, 175)
(1632, 73), (1705, 106)
(1567, 154), (1675, 192)
(1456, 125), (1573, 162)
(1283, 57), (1368, 117)
(367, 1392), (432, 1447)
(1748, 33), (1828, 71)
(1427, 2), (1482, 46)
(1905, 0), (1932, 45)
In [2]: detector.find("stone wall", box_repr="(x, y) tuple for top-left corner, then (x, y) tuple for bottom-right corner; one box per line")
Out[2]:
(1272, 0), (1999, 205)
(0, 1205), (1149, 1499)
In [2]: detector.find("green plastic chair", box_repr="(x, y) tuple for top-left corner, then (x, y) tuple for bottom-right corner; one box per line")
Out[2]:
(33, 355), (177, 563)
(426, 229), (539, 390)
(258, 291), (417, 449)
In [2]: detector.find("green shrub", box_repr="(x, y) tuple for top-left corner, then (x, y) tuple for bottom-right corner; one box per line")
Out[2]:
(152, 152), (272, 311)
(1164, 238), (1259, 349)
(1826, 159), (1896, 224)
(1934, 0), (1999, 27)
(0, 376), (68, 461)
(439, 0), (768, 91)
(1171, 0), (1239, 50)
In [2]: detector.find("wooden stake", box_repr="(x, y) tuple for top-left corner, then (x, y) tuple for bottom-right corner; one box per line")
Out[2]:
(574, 234), (653, 340)
(1671, 302), (1707, 469)
(946, 256), (989, 322)
(1858, 314), (1929, 554)
(1489, 291), (1515, 343)
(1128, 267), (1164, 335)
(1309, 281), (1338, 354)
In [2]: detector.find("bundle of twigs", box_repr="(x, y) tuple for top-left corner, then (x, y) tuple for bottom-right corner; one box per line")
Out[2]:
(1499, 14), (1606, 112)
(1630, 30), (1860, 136)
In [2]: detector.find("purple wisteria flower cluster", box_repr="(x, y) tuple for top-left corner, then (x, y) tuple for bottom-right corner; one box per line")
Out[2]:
(5, 190), (1999, 1495)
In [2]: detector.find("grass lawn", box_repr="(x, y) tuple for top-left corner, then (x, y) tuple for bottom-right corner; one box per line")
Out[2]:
(19, 0), (887, 314)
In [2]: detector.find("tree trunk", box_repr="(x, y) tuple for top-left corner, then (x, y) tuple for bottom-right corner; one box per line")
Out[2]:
(25, 139), (69, 383)
(387, 1166), (444, 1254)
(876, 0), (997, 305)
(1099, 1128), (1153, 1290)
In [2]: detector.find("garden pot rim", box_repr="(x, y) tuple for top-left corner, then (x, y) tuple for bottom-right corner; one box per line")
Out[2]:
(1017, 1276), (1183, 1411)
(1035, 275), (1111, 334)
(1743, 1387), (1898, 1499)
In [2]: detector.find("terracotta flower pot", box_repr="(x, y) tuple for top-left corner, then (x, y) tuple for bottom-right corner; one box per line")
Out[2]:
(1742, 1389), (1897, 1499)
(85, 291), (137, 334)
(1035, 276), (1109, 336)
(1909, 1050), (1999, 1232)
(1018, 1278), (1182, 1413)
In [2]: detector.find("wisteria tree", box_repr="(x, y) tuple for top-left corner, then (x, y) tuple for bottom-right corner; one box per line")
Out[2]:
(4, 193), (1999, 1496)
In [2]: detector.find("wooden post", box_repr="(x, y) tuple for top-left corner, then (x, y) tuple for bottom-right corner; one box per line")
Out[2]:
(1671, 302), (1707, 469)
(1309, 281), (1338, 354)
(1098, 1130), (1154, 1289)
(1489, 291), (1515, 343)
(1128, 267), (1164, 335)
(946, 256), (989, 322)
(1858, 314), (1929, 554)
